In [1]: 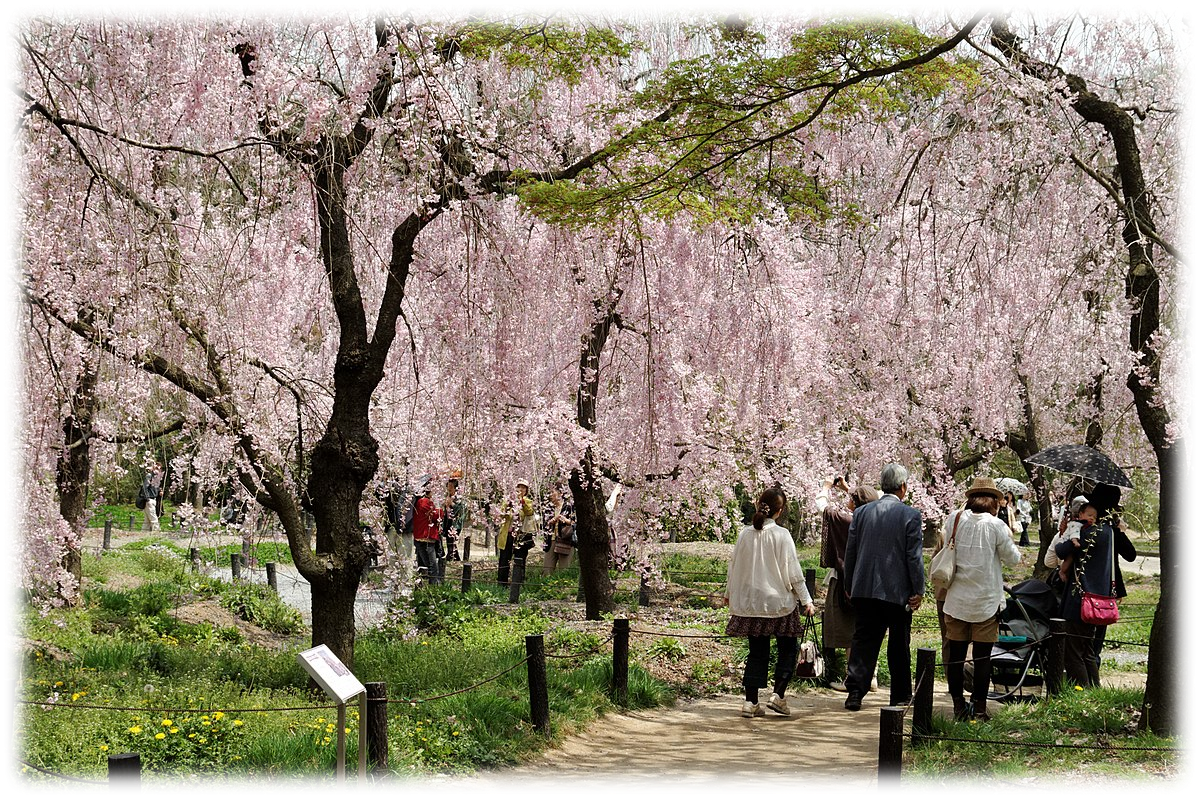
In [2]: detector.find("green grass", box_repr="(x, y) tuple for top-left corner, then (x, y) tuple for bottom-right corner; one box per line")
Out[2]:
(909, 686), (1176, 776)
(18, 553), (670, 781)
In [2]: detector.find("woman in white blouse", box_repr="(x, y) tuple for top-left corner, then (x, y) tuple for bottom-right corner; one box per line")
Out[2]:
(941, 477), (1023, 721)
(725, 487), (815, 718)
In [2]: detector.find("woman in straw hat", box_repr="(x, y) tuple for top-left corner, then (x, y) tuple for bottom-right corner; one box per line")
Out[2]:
(941, 477), (1023, 721)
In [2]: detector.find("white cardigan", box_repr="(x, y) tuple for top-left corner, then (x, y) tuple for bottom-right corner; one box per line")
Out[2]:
(726, 519), (813, 618)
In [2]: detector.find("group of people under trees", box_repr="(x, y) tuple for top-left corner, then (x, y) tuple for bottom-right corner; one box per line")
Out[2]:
(725, 462), (1136, 721)
(378, 474), (579, 586)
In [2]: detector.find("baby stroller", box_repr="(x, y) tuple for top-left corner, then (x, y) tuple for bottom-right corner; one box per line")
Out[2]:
(967, 578), (1058, 703)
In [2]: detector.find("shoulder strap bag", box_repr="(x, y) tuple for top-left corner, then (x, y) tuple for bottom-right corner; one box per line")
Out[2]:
(1079, 526), (1120, 626)
(929, 511), (962, 593)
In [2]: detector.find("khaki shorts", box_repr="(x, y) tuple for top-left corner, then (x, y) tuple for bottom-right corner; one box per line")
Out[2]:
(944, 612), (1000, 643)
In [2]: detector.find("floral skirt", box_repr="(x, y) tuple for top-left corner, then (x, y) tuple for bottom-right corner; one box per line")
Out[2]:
(726, 606), (804, 638)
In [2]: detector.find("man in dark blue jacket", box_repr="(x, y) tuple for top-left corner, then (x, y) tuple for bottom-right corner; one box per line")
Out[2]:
(842, 463), (925, 710)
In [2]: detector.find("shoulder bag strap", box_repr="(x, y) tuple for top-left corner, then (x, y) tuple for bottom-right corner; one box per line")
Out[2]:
(1108, 523), (1117, 595)
(949, 510), (963, 548)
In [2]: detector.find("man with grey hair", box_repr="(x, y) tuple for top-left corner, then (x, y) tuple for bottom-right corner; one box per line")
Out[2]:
(841, 463), (925, 710)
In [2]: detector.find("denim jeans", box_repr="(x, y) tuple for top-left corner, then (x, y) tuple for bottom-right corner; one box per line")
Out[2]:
(415, 539), (441, 584)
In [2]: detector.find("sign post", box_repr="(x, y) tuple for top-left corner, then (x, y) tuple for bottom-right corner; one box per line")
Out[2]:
(297, 644), (367, 781)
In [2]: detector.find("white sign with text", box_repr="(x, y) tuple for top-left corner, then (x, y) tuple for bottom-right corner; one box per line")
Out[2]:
(297, 644), (366, 704)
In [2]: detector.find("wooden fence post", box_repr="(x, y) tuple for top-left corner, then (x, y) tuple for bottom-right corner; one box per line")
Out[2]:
(462, 536), (472, 563)
(526, 634), (549, 734)
(108, 752), (141, 784)
(128, 512), (136, 530)
(461, 563), (473, 593)
(638, 575), (650, 607)
(913, 648), (935, 744)
(878, 706), (904, 782)
(189, 547), (199, 571)
(612, 617), (630, 707)
(508, 558), (526, 604)
(1046, 618), (1066, 696)
(266, 562), (277, 592)
(230, 552), (241, 582)
(242, 539), (252, 568)
(103, 520), (113, 551)
(366, 682), (388, 772)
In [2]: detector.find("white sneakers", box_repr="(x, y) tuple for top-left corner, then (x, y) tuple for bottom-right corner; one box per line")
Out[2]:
(740, 701), (765, 718)
(741, 695), (790, 717)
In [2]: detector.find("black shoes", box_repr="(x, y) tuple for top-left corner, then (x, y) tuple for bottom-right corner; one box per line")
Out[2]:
(845, 695), (862, 711)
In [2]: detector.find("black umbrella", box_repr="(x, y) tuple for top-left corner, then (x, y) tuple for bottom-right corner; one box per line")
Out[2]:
(1023, 444), (1133, 489)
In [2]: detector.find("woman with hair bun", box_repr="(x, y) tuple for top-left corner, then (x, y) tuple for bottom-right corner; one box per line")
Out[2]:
(725, 486), (816, 718)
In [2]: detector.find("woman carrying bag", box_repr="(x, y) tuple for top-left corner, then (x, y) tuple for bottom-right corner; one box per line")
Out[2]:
(724, 486), (815, 718)
(1055, 483), (1128, 687)
(940, 477), (1022, 721)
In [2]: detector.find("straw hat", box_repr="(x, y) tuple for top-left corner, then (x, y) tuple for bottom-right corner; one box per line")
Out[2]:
(964, 476), (1003, 500)
(515, 479), (530, 490)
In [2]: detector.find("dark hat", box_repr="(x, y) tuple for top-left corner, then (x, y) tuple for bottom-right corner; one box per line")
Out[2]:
(964, 477), (1003, 500)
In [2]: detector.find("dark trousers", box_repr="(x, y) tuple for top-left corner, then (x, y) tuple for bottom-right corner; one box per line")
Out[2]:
(743, 635), (799, 698)
(846, 598), (913, 705)
(945, 639), (994, 709)
(497, 535), (532, 586)
(1065, 618), (1100, 687)
(415, 540), (442, 584)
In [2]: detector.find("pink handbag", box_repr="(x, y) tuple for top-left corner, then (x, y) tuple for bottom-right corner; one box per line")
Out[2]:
(1079, 530), (1120, 626)
(1080, 591), (1119, 625)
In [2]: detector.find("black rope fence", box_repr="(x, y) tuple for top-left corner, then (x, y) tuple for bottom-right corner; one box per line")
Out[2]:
(18, 759), (108, 784)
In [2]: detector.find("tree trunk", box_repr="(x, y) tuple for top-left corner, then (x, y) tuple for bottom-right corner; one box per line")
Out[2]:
(54, 354), (98, 606)
(570, 450), (615, 620)
(991, 18), (1178, 735)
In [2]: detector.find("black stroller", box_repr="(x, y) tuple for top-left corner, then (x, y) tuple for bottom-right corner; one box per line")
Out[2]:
(967, 578), (1058, 702)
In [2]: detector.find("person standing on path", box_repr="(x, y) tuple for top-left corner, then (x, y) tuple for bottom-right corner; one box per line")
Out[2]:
(815, 476), (879, 691)
(725, 486), (815, 718)
(941, 477), (1022, 721)
(540, 482), (575, 575)
(411, 476), (443, 584)
(141, 461), (164, 532)
(442, 476), (466, 562)
(842, 462), (924, 711)
(497, 478), (537, 586)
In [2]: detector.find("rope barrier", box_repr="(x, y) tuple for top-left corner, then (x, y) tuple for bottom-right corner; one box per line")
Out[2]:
(543, 634), (616, 660)
(17, 700), (337, 713)
(629, 627), (735, 640)
(383, 654), (534, 705)
(18, 760), (108, 784)
(911, 733), (1179, 752)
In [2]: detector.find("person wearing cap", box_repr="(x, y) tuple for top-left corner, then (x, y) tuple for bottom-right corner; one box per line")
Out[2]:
(815, 476), (880, 691)
(411, 475), (443, 584)
(842, 463), (925, 711)
(497, 479), (537, 586)
(941, 476), (1023, 721)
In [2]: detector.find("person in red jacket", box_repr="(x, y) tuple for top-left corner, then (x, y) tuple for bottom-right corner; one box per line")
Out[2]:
(411, 475), (443, 584)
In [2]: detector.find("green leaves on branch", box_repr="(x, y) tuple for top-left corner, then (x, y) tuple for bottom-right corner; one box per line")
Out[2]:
(519, 17), (981, 227)
(438, 19), (631, 86)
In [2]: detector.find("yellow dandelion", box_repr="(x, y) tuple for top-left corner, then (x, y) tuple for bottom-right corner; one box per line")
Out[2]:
(161, 718), (173, 727)
(155, 732), (166, 740)
(71, 693), (80, 701)
(202, 720), (211, 726)
(201, 715), (210, 721)
(169, 728), (179, 734)
(54, 681), (63, 687)
(99, 745), (109, 752)
(233, 719), (244, 727)
(198, 737), (207, 744)
(188, 733), (196, 739)
(316, 717), (325, 723)
(128, 726), (142, 735)
(452, 731), (459, 737)
(212, 711), (225, 721)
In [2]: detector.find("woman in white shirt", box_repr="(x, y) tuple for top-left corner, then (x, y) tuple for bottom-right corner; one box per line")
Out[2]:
(941, 477), (1023, 722)
(725, 487), (816, 718)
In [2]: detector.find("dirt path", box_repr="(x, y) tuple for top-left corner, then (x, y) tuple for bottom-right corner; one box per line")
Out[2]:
(425, 685), (964, 790)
